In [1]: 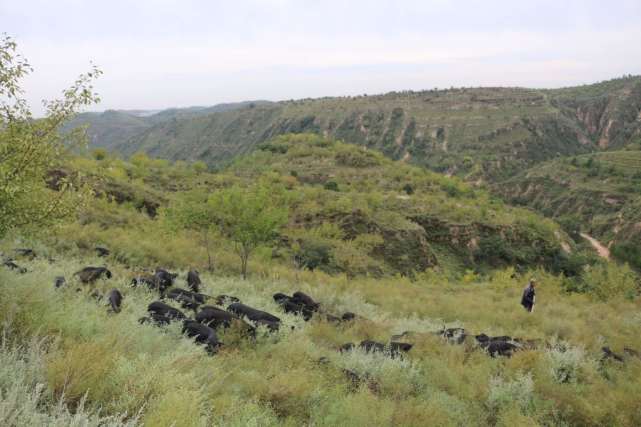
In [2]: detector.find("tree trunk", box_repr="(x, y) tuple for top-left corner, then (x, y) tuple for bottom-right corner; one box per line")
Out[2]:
(240, 245), (250, 280)
(241, 254), (248, 280)
(203, 230), (214, 272)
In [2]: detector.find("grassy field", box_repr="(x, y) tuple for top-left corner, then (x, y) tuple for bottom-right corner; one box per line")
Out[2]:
(1, 253), (640, 426)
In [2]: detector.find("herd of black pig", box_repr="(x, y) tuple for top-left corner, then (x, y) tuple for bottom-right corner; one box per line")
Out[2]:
(4, 248), (635, 364)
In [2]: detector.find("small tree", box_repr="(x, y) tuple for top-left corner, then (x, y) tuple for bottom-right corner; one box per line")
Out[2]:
(0, 35), (100, 239)
(92, 148), (107, 161)
(324, 180), (339, 192)
(192, 161), (208, 173)
(163, 189), (218, 272)
(208, 184), (288, 279)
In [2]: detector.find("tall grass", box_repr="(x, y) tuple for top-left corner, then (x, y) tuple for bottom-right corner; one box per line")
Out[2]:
(0, 332), (138, 426)
(1, 254), (640, 426)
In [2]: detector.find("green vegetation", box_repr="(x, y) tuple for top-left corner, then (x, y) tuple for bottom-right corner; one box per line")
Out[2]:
(0, 35), (99, 239)
(50, 133), (579, 280)
(1, 135), (640, 425)
(1, 256), (640, 426)
(206, 184), (289, 279)
(66, 76), (641, 183)
(497, 151), (641, 268)
(66, 75), (641, 267)
(163, 189), (220, 271)
(2, 38), (641, 426)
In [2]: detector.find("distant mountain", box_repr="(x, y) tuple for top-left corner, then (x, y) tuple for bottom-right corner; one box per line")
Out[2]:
(64, 100), (273, 151)
(116, 109), (163, 117)
(68, 76), (641, 177)
(64, 109), (151, 151)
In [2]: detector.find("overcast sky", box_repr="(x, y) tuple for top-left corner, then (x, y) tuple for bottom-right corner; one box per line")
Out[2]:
(3, 0), (641, 115)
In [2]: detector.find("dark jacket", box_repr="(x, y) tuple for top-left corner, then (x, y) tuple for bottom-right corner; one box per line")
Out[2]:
(521, 284), (535, 308)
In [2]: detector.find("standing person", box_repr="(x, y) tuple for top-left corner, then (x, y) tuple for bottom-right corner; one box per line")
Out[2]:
(521, 279), (536, 312)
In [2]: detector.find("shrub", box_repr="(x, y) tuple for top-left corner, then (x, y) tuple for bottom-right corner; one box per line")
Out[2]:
(324, 181), (339, 192)
(476, 235), (515, 265)
(546, 344), (590, 384)
(92, 148), (107, 161)
(611, 242), (641, 269)
(258, 142), (288, 154)
(487, 374), (536, 416)
(0, 36), (97, 239)
(192, 161), (207, 173)
(335, 147), (381, 168)
(580, 261), (638, 300)
(293, 237), (334, 271)
(0, 333), (138, 426)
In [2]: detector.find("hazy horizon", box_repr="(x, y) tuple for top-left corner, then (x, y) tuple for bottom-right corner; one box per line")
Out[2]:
(3, 0), (641, 116)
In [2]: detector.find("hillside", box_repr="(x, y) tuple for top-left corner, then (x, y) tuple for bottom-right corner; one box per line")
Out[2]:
(497, 149), (641, 269)
(69, 76), (641, 180)
(46, 134), (579, 279)
(1, 240), (640, 426)
(2, 137), (640, 427)
(64, 77), (641, 266)
(64, 101), (272, 152)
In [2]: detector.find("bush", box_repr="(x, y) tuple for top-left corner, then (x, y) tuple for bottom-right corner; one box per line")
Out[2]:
(611, 242), (641, 269)
(293, 238), (334, 271)
(192, 161), (208, 173)
(476, 235), (515, 265)
(487, 374), (535, 416)
(335, 147), (381, 168)
(324, 181), (339, 192)
(92, 148), (107, 161)
(579, 261), (638, 300)
(546, 344), (592, 384)
(258, 142), (288, 154)
(0, 333), (138, 426)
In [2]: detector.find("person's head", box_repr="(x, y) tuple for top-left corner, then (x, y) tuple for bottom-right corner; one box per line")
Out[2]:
(529, 278), (536, 287)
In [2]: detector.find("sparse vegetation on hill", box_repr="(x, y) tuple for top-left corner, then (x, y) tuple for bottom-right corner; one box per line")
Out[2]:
(66, 76), (641, 266)
(498, 150), (641, 269)
(47, 134), (581, 280)
(68, 76), (641, 182)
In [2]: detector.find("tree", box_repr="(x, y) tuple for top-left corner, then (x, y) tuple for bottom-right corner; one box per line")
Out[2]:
(0, 35), (100, 239)
(163, 189), (219, 272)
(208, 184), (288, 279)
(192, 161), (207, 173)
(92, 148), (107, 161)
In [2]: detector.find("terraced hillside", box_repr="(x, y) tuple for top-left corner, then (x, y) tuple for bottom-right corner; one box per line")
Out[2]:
(65, 76), (641, 266)
(497, 150), (641, 268)
(51, 134), (577, 278)
(69, 76), (641, 181)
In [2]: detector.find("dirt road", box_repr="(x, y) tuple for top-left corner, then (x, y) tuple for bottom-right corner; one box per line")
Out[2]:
(580, 233), (610, 260)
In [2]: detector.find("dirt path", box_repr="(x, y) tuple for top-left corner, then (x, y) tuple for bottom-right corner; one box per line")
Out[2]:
(580, 233), (610, 260)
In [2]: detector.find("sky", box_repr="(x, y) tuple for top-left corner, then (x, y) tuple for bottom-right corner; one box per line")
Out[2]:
(2, 0), (641, 115)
